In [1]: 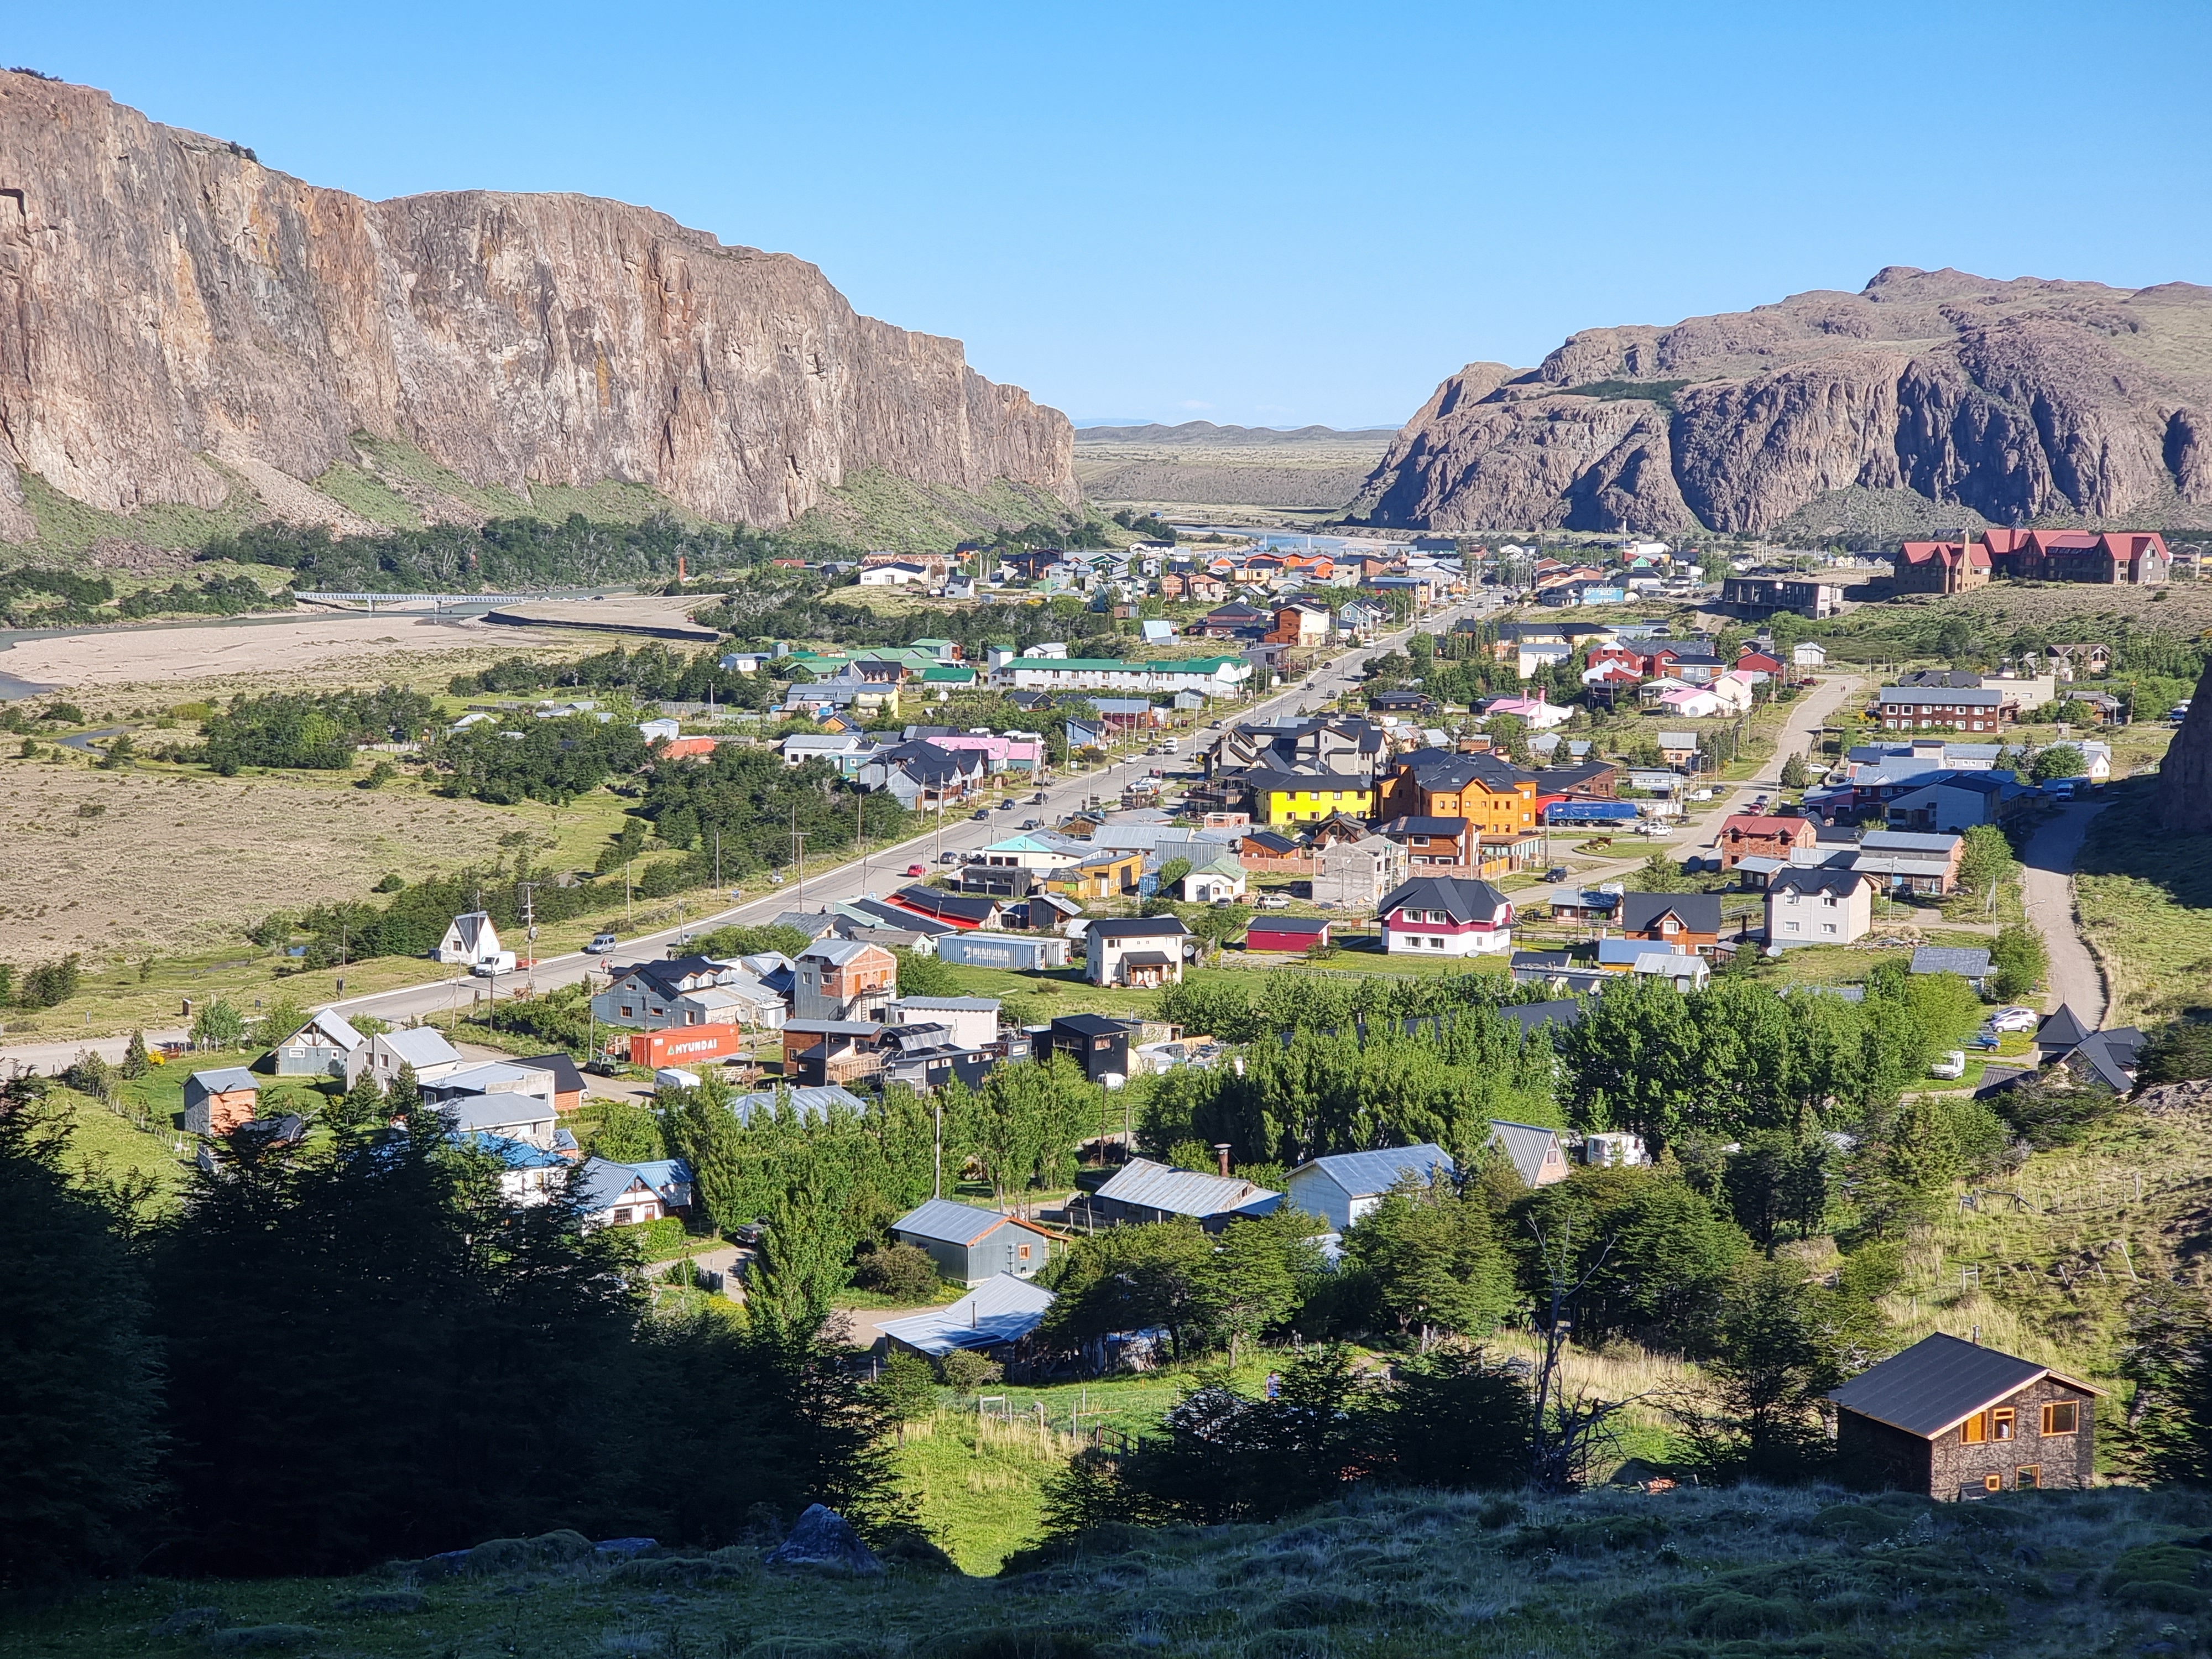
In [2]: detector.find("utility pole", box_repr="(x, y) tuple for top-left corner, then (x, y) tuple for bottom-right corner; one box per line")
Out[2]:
(625, 858), (634, 928)
(933, 1102), (943, 1198)
(791, 805), (807, 907)
(713, 827), (722, 890)
(517, 881), (539, 994)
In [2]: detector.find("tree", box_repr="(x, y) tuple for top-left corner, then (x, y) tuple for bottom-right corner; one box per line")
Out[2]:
(1719, 1133), (1831, 1254)
(2115, 1284), (2212, 1486)
(1625, 851), (1683, 892)
(1957, 824), (2018, 897)
(2139, 1018), (2212, 1087)
(1989, 922), (2048, 1001)
(1343, 1175), (1516, 1346)
(0, 1080), (165, 1583)
(1379, 1348), (1532, 1490)
(1154, 856), (1193, 898)
(2032, 743), (2086, 783)
(1778, 752), (1808, 790)
(256, 994), (307, 1052)
(1674, 1260), (1853, 1482)
(953, 1055), (1097, 1203)
(191, 997), (247, 1051)
(748, 1155), (857, 1345)
(1199, 1211), (1327, 1360)
(894, 949), (962, 998)
(120, 1028), (152, 1080)
(591, 1094), (667, 1162)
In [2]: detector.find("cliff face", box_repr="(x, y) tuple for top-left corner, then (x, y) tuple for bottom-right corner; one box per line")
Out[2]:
(1350, 268), (2212, 534)
(0, 72), (1076, 543)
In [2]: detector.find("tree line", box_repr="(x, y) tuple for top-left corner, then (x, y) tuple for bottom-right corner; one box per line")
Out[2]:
(0, 1075), (894, 1587)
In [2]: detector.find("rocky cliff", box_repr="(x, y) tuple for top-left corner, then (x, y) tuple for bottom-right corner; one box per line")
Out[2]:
(1350, 268), (2212, 535)
(0, 72), (1077, 545)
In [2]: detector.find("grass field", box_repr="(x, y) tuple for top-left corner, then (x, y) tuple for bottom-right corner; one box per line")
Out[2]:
(9, 1480), (2206, 1658)
(2073, 777), (2212, 1026)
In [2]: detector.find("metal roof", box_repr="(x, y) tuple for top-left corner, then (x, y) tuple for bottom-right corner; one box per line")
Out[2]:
(729, 1085), (868, 1124)
(1489, 1120), (1561, 1186)
(1912, 946), (1992, 977)
(187, 1066), (259, 1094)
(878, 1274), (1057, 1357)
(577, 1156), (658, 1212)
(1619, 891), (1721, 935)
(1094, 1157), (1280, 1219)
(442, 1093), (555, 1133)
(892, 997), (1003, 1012)
(1827, 1332), (2103, 1438)
(893, 1197), (1028, 1247)
(1289, 1143), (1454, 1198)
(382, 1027), (463, 1067)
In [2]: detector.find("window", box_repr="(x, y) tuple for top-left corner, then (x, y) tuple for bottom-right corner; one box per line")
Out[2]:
(1981, 1473), (2003, 1493)
(1961, 1413), (1988, 1444)
(2041, 1400), (2079, 1436)
(1991, 1407), (2016, 1441)
(2016, 1465), (2040, 1489)
(613, 1207), (633, 1225)
(1018, 1244), (1031, 1260)
(1821, 923), (1838, 936)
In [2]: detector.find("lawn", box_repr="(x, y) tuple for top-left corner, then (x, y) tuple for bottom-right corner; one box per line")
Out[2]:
(2073, 776), (2212, 1025)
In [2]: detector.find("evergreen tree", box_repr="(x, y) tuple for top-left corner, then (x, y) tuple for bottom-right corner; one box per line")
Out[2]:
(1343, 1175), (1517, 1345)
(120, 1028), (151, 1080)
(748, 1155), (857, 1345)
(0, 1080), (165, 1583)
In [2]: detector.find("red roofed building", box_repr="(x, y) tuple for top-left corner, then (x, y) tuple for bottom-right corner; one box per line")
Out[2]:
(1892, 539), (1991, 595)
(1717, 813), (1819, 870)
(1981, 529), (2169, 586)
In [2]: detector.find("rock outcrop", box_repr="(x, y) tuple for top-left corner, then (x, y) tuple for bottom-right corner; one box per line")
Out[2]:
(1350, 268), (2212, 535)
(0, 72), (1076, 544)
(2160, 657), (2212, 833)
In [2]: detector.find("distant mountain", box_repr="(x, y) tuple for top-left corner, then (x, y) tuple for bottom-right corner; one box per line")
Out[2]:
(0, 71), (1075, 547)
(1349, 267), (2212, 535)
(1077, 421), (1400, 446)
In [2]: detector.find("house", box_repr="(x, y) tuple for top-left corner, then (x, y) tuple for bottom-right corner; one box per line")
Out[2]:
(1082, 1158), (1282, 1232)
(442, 1091), (559, 1148)
(1048, 847), (1146, 902)
(1376, 874), (1514, 956)
(270, 1008), (364, 1078)
(1489, 1120), (1571, 1187)
(521, 1052), (587, 1113)
(184, 1068), (259, 1136)
(1243, 768), (1376, 827)
(1246, 915), (1331, 953)
(1043, 1013), (1141, 1084)
(891, 1198), (1058, 1286)
(886, 885), (1003, 932)
(577, 1157), (674, 1228)
(1886, 772), (2031, 833)
(1376, 748), (1541, 837)
(1828, 1332), (2105, 1499)
(1548, 886), (1623, 925)
(434, 910), (505, 968)
(1876, 685), (2008, 735)
(1285, 1144), (1455, 1231)
(884, 996), (1001, 1050)
(1198, 601), (1272, 639)
(1238, 828), (1314, 873)
(346, 1026), (466, 1090)
(1595, 940), (1712, 990)
(1314, 834), (1409, 909)
(2033, 1006), (2147, 1090)
(793, 940), (897, 1022)
(1085, 916), (1190, 988)
(1912, 945), (1991, 993)
(1765, 867), (1873, 946)
(1889, 540), (1994, 595)
(1477, 693), (1574, 731)
(879, 1274), (1057, 1358)
(1618, 891), (1723, 954)
(1721, 575), (1847, 618)
(420, 1059), (559, 1110)
(1375, 815), (1478, 870)
(592, 957), (760, 1031)
(932, 931), (1071, 972)
(1717, 813), (1818, 870)
(1178, 851), (1248, 904)
(1655, 731), (1699, 768)
(779, 1019), (888, 1087)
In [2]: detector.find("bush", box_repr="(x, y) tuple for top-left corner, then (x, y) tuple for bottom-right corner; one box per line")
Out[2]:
(854, 1242), (942, 1300)
(938, 1350), (1003, 1391)
(1989, 923), (2047, 1000)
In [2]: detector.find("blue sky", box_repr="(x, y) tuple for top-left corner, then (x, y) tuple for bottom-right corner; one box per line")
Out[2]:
(13, 2), (2210, 429)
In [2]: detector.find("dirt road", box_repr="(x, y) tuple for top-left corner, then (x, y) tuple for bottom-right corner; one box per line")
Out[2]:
(2021, 801), (2109, 1024)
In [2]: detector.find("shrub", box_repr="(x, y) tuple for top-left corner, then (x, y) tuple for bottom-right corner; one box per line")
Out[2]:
(854, 1242), (942, 1300)
(938, 1350), (1003, 1391)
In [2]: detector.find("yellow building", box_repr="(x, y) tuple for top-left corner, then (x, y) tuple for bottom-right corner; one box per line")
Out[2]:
(1047, 849), (1144, 901)
(1249, 771), (1376, 827)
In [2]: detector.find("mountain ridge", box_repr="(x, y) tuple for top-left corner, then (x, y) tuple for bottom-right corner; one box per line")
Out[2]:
(1349, 267), (2212, 535)
(0, 72), (1077, 546)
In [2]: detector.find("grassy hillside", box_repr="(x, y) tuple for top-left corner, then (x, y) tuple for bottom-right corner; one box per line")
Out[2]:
(11, 1484), (2210, 1658)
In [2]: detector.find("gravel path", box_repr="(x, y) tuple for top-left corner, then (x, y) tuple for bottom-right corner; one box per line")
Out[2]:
(2020, 801), (2109, 1025)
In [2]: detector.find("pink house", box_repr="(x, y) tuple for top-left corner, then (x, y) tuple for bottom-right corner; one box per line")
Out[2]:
(1376, 874), (1514, 957)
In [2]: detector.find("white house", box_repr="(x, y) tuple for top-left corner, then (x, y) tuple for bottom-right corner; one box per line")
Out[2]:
(441, 1091), (559, 1148)
(781, 733), (870, 769)
(1764, 867), (1874, 946)
(434, 911), (506, 968)
(1084, 915), (1190, 988)
(638, 718), (681, 744)
(884, 996), (1002, 1050)
(346, 1026), (468, 1090)
(1178, 851), (1248, 904)
(857, 561), (931, 586)
(1285, 1144), (1455, 1231)
(1793, 642), (1827, 667)
(1314, 834), (1407, 909)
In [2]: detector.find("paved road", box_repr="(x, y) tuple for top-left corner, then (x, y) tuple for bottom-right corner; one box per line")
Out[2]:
(0, 596), (1497, 1070)
(2021, 801), (2109, 1024)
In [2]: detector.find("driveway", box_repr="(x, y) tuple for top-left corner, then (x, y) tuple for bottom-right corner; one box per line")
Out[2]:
(2020, 801), (2109, 1024)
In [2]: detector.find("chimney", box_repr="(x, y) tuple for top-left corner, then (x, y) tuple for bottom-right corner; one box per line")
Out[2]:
(1214, 1143), (1233, 1178)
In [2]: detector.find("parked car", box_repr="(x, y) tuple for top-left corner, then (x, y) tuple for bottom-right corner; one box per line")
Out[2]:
(906, 863), (926, 877)
(586, 931), (619, 954)
(1545, 867), (1569, 883)
(1928, 1051), (1968, 1080)
(1986, 1006), (2038, 1033)
(1259, 894), (1291, 910)
(938, 851), (962, 864)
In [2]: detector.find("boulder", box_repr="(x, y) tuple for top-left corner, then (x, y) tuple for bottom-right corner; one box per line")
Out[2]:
(763, 1505), (884, 1575)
